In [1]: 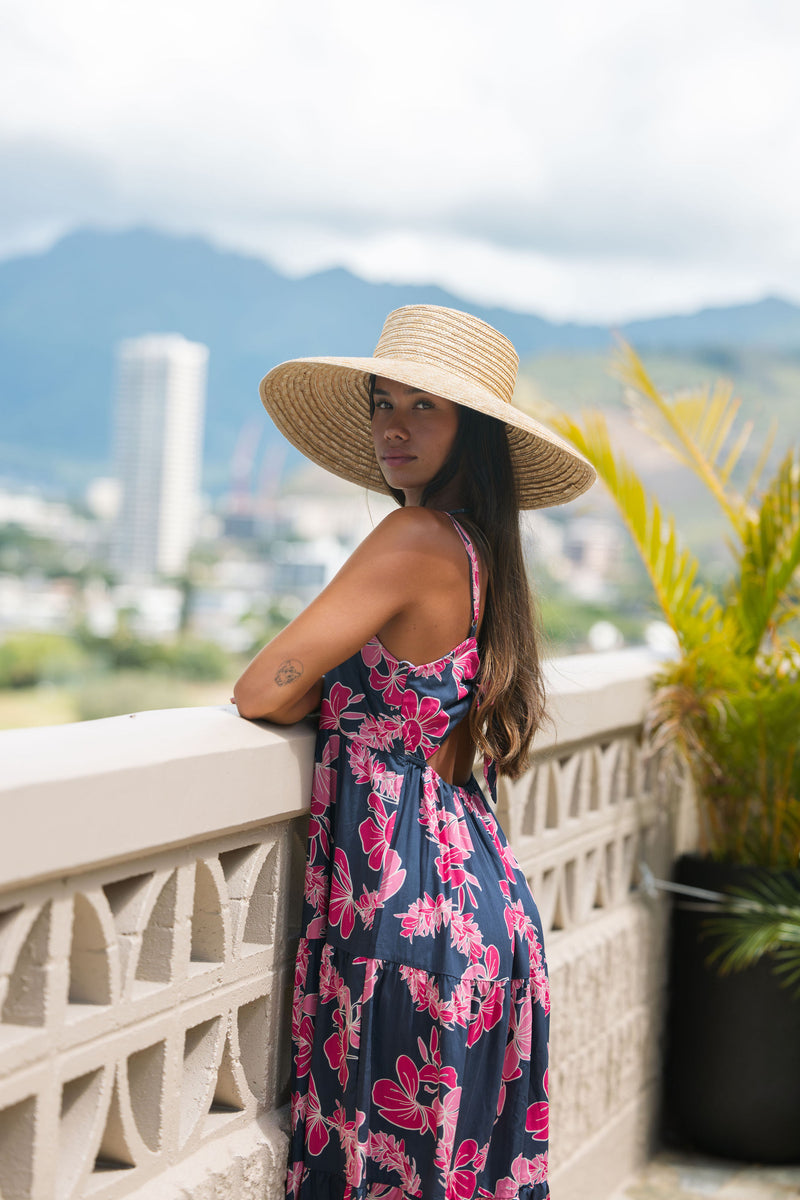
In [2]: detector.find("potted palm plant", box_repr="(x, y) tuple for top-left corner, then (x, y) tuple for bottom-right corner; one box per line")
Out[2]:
(542, 346), (800, 1162)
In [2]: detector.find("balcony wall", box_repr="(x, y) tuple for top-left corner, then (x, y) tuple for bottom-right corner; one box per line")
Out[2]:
(0, 649), (695, 1200)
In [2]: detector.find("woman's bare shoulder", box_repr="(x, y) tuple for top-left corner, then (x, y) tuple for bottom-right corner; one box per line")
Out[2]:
(364, 508), (470, 568)
(370, 505), (461, 552)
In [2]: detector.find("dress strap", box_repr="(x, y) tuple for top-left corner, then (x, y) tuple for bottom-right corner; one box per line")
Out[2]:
(447, 514), (481, 632)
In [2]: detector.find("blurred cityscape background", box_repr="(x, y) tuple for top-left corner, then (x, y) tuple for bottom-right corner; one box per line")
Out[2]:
(2, 0), (799, 730)
(2, 226), (800, 729)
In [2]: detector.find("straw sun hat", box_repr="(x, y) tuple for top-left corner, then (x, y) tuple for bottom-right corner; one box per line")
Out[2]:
(258, 304), (595, 509)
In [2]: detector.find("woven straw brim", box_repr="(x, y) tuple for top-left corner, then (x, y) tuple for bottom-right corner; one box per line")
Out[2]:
(259, 355), (595, 509)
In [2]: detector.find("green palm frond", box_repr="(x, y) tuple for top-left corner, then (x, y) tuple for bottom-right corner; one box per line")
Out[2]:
(734, 449), (800, 655)
(541, 343), (800, 866)
(743, 420), (778, 507)
(704, 872), (800, 996)
(546, 408), (723, 650)
(612, 341), (754, 535)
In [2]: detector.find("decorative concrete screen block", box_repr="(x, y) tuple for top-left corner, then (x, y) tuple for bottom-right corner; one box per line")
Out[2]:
(0, 819), (302, 1200)
(497, 733), (659, 936)
(0, 655), (693, 1200)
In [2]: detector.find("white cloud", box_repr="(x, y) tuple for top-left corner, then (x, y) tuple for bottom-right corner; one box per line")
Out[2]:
(1, 0), (799, 318)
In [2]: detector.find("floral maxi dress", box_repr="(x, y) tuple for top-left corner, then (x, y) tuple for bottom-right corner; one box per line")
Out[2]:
(288, 517), (550, 1200)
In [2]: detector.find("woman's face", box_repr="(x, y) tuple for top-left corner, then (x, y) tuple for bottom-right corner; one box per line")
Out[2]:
(371, 376), (460, 506)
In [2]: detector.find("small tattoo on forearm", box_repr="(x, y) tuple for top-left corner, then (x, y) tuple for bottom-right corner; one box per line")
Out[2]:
(275, 659), (303, 687)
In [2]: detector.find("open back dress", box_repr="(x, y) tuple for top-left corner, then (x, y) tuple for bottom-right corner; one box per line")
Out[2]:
(288, 516), (550, 1200)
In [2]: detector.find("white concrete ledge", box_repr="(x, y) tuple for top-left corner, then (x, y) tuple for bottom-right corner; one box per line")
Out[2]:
(541, 648), (660, 749)
(0, 705), (316, 892)
(0, 649), (658, 894)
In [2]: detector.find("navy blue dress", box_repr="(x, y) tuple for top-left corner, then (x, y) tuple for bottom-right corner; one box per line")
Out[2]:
(288, 517), (550, 1200)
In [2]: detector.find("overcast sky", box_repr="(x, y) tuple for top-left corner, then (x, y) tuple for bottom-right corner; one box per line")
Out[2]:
(2, 0), (799, 321)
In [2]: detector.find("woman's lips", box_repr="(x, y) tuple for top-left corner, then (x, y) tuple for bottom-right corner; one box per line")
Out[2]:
(382, 453), (416, 465)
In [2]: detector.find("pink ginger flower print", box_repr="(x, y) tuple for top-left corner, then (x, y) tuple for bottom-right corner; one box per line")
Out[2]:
(503, 899), (527, 943)
(451, 641), (480, 699)
(441, 1138), (479, 1200)
(398, 892), (452, 940)
(286, 1160), (303, 1200)
(528, 929), (550, 1015)
(474, 1140), (490, 1172)
(413, 658), (446, 681)
(367, 653), (407, 707)
(416, 1028), (458, 1092)
(397, 894), (485, 963)
(373, 1055), (437, 1135)
(399, 966), (452, 1025)
(463, 942), (501, 984)
(466, 981), (505, 1047)
(308, 734), (337, 861)
(360, 638), (383, 670)
(292, 937), (310, 996)
(290, 1087), (306, 1133)
(419, 771), (442, 838)
(303, 863), (328, 914)
(329, 1102), (367, 1188)
(329, 848), (358, 939)
(431, 809), (479, 899)
(376, 847), (406, 903)
(353, 954), (383, 1005)
(348, 738), (379, 785)
(478, 1180), (517, 1199)
(376, 766), (403, 801)
(512, 1151), (548, 1186)
(526, 1099), (549, 1141)
(434, 844), (480, 896)
(401, 690), (449, 756)
(305, 1075), (330, 1156)
(432, 1085), (462, 1171)
(293, 1012), (315, 1079)
(304, 910), (327, 941)
(440, 805), (474, 855)
(355, 888), (380, 929)
(501, 987), (533, 1083)
(366, 1130), (421, 1195)
(348, 740), (403, 797)
(324, 997), (358, 1090)
(449, 910), (485, 962)
(311, 732), (338, 800)
(319, 681), (365, 732)
(358, 794), (396, 871)
(318, 943), (345, 1003)
(400, 960), (474, 1027)
(354, 712), (402, 751)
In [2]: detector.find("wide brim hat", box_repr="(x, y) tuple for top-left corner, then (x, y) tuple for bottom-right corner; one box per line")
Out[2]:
(259, 304), (595, 509)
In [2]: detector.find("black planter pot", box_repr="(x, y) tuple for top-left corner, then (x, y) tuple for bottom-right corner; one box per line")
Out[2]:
(663, 854), (800, 1164)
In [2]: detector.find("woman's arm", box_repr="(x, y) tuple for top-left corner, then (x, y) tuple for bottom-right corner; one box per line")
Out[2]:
(256, 675), (324, 725)
(232, 508), (438, 722)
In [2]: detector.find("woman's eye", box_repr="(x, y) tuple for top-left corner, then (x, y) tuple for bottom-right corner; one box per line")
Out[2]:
(415, 399), (434, 409)
(374, 399), (392, 410)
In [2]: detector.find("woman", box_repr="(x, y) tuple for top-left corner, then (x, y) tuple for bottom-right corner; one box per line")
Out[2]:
(234, 305), (594, 1200)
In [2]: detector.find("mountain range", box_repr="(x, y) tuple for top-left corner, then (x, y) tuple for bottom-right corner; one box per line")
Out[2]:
(1, 227), (799, 494)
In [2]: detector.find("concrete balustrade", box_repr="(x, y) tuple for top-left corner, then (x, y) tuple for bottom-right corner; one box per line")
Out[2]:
(0, 649), (695, 1200)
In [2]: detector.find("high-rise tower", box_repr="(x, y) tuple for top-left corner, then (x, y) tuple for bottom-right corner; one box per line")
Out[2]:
(111, 335), (208, 578)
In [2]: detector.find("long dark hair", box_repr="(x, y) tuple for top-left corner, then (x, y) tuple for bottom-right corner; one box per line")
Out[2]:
(369, 377), (545, 778)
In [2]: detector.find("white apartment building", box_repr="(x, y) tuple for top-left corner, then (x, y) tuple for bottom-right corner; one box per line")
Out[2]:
(111, 334), (208, 578)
